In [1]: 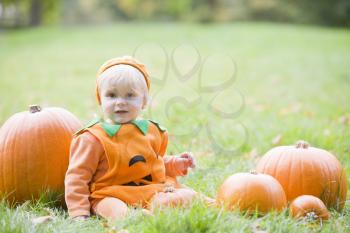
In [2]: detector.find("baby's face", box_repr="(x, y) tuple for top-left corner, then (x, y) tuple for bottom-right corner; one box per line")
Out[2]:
(99, 83), (144, 124)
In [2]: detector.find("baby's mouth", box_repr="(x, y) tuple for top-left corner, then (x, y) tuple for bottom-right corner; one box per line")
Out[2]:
(115, 110), (128, 114)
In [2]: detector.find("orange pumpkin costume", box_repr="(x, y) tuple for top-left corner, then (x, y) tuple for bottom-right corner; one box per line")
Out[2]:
(85, 119), (182, 202)
(65, 119), (190, 217)
(65, 56), (198, 218)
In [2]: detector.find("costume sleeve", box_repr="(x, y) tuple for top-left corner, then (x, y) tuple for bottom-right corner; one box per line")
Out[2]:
(64, 132), (104, 218)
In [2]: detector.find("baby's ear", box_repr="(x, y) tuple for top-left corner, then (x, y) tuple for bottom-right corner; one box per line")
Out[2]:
(142, 95), (150, 109)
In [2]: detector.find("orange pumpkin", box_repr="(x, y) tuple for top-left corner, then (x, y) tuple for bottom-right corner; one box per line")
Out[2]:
(256, 140), (347, 211)
(216, 171), (287, 214)
(0, 105), (82, 202)
(289, 195), (330, 220)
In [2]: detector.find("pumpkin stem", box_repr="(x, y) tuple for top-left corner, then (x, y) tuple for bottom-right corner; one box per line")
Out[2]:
(249, 170), (258, 175)
(29, 105), (42, 113)
(295, 140), (309, 149)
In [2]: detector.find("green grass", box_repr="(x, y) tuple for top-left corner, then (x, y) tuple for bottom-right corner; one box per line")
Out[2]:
(1, 22), (350, 232)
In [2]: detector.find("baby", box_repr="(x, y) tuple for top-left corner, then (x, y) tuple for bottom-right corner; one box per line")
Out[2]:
(64, 56), (203, 220)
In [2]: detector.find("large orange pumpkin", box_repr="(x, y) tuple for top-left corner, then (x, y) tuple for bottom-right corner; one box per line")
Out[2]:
(216, 171), (287, 214)
(256, 140), (347, 211)
(0, 105), (82, 202)
(289, 195), (330, 220)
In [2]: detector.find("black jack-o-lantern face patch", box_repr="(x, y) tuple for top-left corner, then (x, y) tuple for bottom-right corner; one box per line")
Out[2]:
(128, 155), (146, 167)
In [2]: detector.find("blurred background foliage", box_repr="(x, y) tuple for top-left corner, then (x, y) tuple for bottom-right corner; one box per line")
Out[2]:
(0, 0), (349, 28)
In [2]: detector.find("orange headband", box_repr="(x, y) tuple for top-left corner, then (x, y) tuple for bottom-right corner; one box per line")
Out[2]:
(96, 56), (150, 105)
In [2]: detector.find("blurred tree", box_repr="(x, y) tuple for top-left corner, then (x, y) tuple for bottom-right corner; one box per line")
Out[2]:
(0, 0), (59, 27)
(293, 0), (350, 26)
(29, 0), (41, 26)
(1, 0), (349, 28)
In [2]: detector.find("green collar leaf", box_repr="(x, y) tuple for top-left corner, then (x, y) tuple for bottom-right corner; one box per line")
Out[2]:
(149, 120), (167, 132)
(100, 119), (149, 137)
(100, 121), (121, 137)
(131, 119), (149, 135)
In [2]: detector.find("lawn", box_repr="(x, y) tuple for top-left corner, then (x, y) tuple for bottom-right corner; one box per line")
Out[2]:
(0, 22), (350, 232)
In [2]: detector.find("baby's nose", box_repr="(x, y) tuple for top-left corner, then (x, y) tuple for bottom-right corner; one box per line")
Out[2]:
(115, 97), (127, 105)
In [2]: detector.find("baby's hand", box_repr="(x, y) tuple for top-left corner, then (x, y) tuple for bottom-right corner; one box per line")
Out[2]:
(175, 152), (196, 175)
(179, 152), (196, 169)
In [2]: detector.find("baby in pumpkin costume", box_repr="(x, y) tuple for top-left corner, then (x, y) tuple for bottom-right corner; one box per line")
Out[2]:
(65, 56), (210, 220)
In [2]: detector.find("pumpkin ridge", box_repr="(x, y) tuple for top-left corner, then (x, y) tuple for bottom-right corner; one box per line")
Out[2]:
(286, 149), (294, 200)
(333, 161), (344, 210)
(18, 112), (30, 199)
(45, 110), (62, 188)
(265, 176), (274, 211)
(23, 112), (33, 201)
(7, 115), (18, 200)
(0, 123), (5, 196)
(51, 109), (73, 187)
(0, 118), (14, 197)
(320, 152), (333, 207)
(275, 148), (285, 194)
(299, 151), (304, 200)
(14, 113), (28, 200)
(337, 170), (346, 210)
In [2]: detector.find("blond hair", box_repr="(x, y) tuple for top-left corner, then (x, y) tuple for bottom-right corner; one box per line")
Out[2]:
(97, 64), (149, 108)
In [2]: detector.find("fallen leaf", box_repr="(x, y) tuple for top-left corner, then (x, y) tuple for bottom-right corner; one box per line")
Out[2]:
(32, 215), (54, 225)
(271, 134), (282, 146)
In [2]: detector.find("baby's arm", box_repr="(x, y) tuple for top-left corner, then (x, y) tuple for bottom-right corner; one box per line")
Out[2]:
(164, 152), (195, 177)
(65, 132), (103, 218)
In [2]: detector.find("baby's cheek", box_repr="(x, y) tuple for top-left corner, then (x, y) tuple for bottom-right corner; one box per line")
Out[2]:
(102, 103), (114, 115)
(128, 100), (144, 115)
(129, 98), (144, 108)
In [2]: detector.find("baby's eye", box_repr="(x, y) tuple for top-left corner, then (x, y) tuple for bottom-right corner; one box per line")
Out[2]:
(126, 92), (135, 98)
(106, 93), (116, 98)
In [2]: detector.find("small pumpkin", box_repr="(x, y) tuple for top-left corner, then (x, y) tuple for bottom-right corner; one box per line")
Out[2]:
(0, 105), (82, 202)
(256, 140), (347, 211)
(216, 171), (287, 214)
(290, 195), (330, 220)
